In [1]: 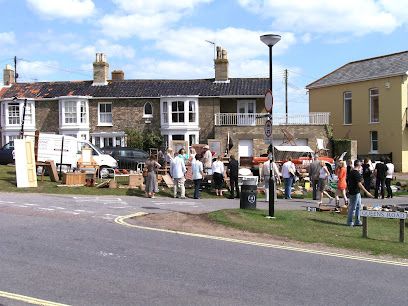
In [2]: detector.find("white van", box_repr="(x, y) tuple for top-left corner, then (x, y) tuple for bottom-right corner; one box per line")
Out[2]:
(36, 133), (117, 176)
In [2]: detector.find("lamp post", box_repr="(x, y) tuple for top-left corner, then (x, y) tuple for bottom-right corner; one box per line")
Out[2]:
(260, 34), (281, 218)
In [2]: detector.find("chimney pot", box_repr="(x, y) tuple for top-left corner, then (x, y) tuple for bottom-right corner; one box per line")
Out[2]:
(111, 70), (124, 81)
(214, 46), (229, 82)
(93, 53), (109, 86)
(3, 64), (15, 86)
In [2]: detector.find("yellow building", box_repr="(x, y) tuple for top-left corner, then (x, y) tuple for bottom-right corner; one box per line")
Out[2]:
(307, 51), (408, 172)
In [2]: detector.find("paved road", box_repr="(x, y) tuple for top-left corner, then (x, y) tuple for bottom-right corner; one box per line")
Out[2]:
(0, 204), (407, 306)
(1, 192), (408, 305)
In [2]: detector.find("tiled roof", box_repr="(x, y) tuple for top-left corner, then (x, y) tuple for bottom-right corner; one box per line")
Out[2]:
(0, 78), (269, 99)
(306, 51), (408, 89)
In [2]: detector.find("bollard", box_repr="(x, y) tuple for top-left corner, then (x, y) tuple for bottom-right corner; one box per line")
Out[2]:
(362, 206), (368, 238)
(399, 208), (405, 243)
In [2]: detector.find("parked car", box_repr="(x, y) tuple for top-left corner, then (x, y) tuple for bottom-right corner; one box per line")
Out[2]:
(0, 141), (15, 165)
(101, 147), (149, 170)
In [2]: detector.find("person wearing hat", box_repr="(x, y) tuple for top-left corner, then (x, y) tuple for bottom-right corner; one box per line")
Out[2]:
(203, 145), (213, 174)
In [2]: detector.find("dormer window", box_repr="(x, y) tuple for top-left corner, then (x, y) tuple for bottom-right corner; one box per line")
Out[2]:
(143, 102), (153, 118)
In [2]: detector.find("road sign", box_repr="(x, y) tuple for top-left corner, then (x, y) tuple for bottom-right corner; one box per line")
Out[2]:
(264, 90), (273, 112)
(264, 119), (272, 138)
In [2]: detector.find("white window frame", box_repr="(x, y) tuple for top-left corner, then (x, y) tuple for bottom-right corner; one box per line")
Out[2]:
(343, 91), (352, 125)
(237, 100), (256, 126)
(370, 131), (378, 153)
(98, 102), (113, 126)
(369, 88), (379, 123)
(143, 102), (153, 118)
(188, 100), (197, 123)
(64, 100), (77, 124)
(8, 103), (20, 125)
(171, 101), (185, 123)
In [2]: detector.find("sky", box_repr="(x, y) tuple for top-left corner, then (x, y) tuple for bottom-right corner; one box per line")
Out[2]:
(1, 0), (408, 114)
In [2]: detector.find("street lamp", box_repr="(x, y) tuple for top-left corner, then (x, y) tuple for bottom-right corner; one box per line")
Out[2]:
(260, 34), (281, 218)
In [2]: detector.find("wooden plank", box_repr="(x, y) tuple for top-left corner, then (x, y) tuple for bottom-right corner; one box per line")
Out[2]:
(46, 160), (59, 182)
(162, 174), (174, 187)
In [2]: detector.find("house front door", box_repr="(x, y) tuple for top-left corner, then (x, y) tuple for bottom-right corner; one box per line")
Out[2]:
(237, 100), (256, 126)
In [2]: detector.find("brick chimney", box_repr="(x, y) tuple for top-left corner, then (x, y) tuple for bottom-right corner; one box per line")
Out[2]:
(92, 53), (109, 86)
(3, 64), (15, 86)
(111, 70), (124, 81)
(214, 46), (229, 82)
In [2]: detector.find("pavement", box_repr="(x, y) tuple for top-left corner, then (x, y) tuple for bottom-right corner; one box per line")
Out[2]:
(1, 192), (407, 220)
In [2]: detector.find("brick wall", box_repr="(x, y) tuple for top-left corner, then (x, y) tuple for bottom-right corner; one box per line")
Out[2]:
(89, 98), (161, 133)
(215, 125), (330, 157)
(198, 97), (220, 143)
(35, 100), (60, 133)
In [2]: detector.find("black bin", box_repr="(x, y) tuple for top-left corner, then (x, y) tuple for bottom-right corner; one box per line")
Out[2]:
(240, 184), (257, 209)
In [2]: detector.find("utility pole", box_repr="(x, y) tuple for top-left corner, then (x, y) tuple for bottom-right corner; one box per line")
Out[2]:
(14, 56), (18, 83)
(284, 69), (288, 124)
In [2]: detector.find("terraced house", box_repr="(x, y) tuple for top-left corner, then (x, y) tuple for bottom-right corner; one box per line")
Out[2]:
(1, 49), (329, 158)
(307, 51), (408, 171)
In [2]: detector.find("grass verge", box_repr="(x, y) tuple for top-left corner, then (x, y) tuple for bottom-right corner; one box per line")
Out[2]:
(208, 209), (408, 259)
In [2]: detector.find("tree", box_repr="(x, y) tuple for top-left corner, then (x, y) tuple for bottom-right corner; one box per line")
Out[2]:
(125, 128), (163, 151)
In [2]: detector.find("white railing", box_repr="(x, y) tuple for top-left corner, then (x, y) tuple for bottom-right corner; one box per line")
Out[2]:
(214, 112), (330, 126)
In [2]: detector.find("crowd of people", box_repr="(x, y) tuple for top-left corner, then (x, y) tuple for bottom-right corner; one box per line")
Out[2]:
(147, 145), (239, 200)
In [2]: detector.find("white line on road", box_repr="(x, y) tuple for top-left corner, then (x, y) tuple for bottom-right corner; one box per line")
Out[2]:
(14, 205), (29, 208)
(37, 208), (55, 211)
(0, 200), (15, 204)
(62, 211), (80, 215)
(24, 203), (39, 206)
(74, 209), (94, 213)
(49, 206), (66, 210)
(115, 213), (408, 268)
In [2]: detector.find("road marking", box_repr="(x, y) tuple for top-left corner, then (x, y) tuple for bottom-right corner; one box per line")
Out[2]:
(24, 203), (39, 206)
(50, 206), (66, 210)
(62, 211), (80, 215)
(0, 290), (69, 306)
(115, 213), (408, 268)
(14, 205), (29, 208)
(74, 209), (94, 213)
(0, 200), (15, 204)
(38, 208), (55, 211)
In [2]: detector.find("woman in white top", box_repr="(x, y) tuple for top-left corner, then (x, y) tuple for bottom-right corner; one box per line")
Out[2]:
(212, 155), (225, 196)
(317, 160), (333, 205)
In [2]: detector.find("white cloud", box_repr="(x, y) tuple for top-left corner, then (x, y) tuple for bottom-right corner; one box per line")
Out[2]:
(26, 0), (95, 20)
(100, 12), (181, 39)
(18, 60), (60, 81)
(100, 0), (212, 39)
(0, 32), (16, 45)
(238, 0), (402, 36)
(111, 0), (212, 14)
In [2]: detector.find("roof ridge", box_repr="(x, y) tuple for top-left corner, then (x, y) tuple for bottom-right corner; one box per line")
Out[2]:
(347, 50), (408, 65)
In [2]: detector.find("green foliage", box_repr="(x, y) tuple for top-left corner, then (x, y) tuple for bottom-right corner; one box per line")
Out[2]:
(332, 138), (352, 158)
(325, 124), (334, 140)
(125, 128), (163, 151)
(208, 209), (408, 259)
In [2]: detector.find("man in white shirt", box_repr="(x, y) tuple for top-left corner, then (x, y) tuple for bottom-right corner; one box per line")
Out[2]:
(261, 160), (281, 202)
(281, 157), (296, 199)
(385, 158), (394, 198)
(203, 145), (213, 174)
(191, 154), (204, 199)
(170, 149), (187, 198)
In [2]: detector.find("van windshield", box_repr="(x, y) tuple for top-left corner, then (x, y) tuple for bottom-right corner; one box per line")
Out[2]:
(79, 141), (103, 155)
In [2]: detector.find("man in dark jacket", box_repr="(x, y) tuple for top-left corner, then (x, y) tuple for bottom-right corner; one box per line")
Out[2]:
(374, 157), (388, 199)
(227, 155), (239, 199)
(309, 154), (321, 200)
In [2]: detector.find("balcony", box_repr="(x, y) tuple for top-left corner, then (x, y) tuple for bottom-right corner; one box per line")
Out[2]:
(214, 112), (330, 126)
